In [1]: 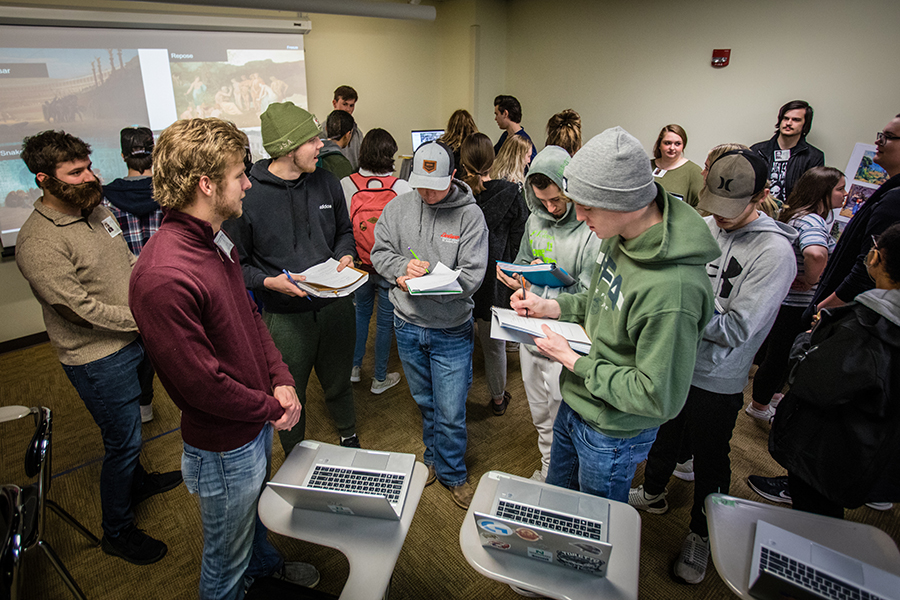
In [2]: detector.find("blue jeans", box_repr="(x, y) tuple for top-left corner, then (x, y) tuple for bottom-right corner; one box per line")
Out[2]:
(182, 424), (283, 600)
(546, 401), (658, 503)
(394, 316), (474, 487)
(353, 273), (395, 381)
(62, 339), (153, 537)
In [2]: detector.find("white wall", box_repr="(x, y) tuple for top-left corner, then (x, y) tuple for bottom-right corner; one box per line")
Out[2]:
(505, 0), (900, 167)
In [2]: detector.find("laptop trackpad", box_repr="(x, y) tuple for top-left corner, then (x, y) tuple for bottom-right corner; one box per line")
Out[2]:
(351, 451), (390, 471)
(539, 488), (580, 515)
(811, 544), (864, 585)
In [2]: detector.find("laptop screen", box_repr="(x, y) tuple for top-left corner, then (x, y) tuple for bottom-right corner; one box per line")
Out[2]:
(412, 129), (445, 152)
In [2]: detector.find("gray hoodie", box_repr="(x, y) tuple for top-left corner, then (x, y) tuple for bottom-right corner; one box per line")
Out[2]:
(857, 287), (900, 327)
(516, 146), (601, 300)
(693, 212), (798, 394)
(371, 179), (488, 328)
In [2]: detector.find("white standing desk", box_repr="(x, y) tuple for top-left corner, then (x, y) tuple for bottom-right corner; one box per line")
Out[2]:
(459, 471), (641, 600)
(258, 452), (428, 600)
(705, 493), (900, 598)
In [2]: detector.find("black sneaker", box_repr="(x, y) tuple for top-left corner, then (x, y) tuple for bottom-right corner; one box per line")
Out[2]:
(133, 470), (183, 506)
(747, 475), (792, 504)
(340, 434), (361, 448)
(101, 524), (167, 565)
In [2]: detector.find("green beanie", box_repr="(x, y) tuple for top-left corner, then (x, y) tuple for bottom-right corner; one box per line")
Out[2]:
(261, 102), (321, 158)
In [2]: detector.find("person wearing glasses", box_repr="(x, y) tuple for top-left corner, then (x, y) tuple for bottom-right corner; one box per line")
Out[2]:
(748, 115), (900, 509)
(808, 114), (900, 317)
(765, 223), (900, 518)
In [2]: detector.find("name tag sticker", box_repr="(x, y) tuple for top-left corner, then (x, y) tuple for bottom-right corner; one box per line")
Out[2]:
(214, 230), (235, 262)
(774, 149), (791, 162)
(101, 216), (122, 238)
(652, 167), (667, 177)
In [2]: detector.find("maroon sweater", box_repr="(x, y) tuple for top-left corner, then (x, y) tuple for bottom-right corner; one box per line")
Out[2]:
(129, 210), (292, 451)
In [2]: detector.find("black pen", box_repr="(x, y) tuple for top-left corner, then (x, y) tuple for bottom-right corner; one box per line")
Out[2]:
(520, 276), (529, 317)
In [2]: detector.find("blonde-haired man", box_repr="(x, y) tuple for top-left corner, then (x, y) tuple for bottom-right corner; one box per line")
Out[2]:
(130, 118), (319, 599)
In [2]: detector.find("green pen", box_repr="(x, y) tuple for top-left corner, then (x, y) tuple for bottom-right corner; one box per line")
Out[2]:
(407, 246), (430, 274)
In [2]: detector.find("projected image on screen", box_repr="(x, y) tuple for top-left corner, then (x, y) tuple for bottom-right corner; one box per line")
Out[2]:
(0, 25), (307, 250)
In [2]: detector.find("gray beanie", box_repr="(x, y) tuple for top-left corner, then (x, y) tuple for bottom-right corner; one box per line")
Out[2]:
(562, 127), (657, 211)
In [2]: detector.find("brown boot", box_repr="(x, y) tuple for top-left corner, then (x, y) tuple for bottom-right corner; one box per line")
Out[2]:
(448, 481), (474, 509)
(425, 464), (436, 487)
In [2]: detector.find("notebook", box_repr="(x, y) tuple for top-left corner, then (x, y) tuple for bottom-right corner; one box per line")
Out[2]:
(748, 520), (900, 600)
(267, 440), (416, 521)
(411, 129), (444, 152)
(474, 473), (613, 576)
(496, 261), (576, 288)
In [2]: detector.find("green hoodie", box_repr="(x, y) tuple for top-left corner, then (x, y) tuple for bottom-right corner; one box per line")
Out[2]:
(555, 184), (720, 438)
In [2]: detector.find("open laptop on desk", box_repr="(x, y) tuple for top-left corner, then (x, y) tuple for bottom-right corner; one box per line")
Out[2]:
(749, 520), (900, 600)
(267, 440), (415, 521)
(473, 473), (612, 576)
(411, 129), (444, 152)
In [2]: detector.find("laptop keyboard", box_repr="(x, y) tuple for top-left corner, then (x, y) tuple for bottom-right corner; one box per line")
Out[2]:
(307, 465), (405, 504)
(496, 500), (603, 540)
(760, 546), (884, 600)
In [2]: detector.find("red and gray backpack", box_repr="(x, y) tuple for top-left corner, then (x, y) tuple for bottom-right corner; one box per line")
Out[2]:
(349, 173), (399, 265)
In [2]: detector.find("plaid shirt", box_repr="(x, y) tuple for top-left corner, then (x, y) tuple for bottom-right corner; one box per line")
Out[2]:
(101, 199), (163, 256)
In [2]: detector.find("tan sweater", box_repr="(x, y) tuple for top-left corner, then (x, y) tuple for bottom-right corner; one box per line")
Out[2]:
(16, 199), (138, 366)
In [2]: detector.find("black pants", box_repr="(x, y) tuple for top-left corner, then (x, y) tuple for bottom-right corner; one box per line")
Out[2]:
(752, 304), (808, 406)
(788, 472), (844, 519)
(643, 386), (744, 537)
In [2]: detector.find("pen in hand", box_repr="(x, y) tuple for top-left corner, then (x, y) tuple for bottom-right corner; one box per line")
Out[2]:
(520, 276), (529, 317)
(407, 246), (430, 274)
(282, 269), (313, 301)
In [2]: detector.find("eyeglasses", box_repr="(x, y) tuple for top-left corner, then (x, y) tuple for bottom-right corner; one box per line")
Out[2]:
(876, 131), (899, 144)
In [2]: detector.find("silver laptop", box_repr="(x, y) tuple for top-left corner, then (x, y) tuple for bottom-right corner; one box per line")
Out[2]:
(749, 520), (900, 600)
(474, 473), (613, 576)
(267, 440), (415, 521)
(411, 129), (444, 151)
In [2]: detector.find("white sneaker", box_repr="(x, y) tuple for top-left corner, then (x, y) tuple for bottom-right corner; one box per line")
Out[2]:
(529, 470), (545, 482)
(673, 458), (695, 481)
(370, 372), (401, 394)
(770, 393), (784, 409)
(673, 532), (709, 584)
(865, 502), (893, 511)
(350, 366), (361, 383)
(745, 403), (775, 422)
(627, 485), (668, 514)
(140, 404), (153, 423)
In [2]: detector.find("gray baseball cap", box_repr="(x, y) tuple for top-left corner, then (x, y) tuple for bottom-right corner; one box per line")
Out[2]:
(408, 141), (455, 190)
(697, 150), (768, 218)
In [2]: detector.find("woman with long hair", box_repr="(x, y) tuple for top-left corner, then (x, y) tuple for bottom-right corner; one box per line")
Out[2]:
(441, 109), (478, 176)
(461, 132), (528, 415)
(490, 134), (532, 187)
(545, 109), (582, 156)
(341, 128), (412, 393)
(652, 124), (704, 209)
(748, 166), (847, 420)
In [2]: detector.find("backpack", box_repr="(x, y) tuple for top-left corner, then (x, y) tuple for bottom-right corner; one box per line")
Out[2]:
(349, 173), (399, 265)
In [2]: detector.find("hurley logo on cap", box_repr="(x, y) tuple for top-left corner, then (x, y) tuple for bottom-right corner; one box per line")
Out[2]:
(717, 177), (734, 192)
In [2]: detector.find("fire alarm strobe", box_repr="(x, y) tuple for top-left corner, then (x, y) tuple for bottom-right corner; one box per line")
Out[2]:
(712, 49), (731, 68)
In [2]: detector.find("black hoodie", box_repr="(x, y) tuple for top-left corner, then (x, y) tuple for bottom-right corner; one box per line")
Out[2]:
(223, 159), (356, 313)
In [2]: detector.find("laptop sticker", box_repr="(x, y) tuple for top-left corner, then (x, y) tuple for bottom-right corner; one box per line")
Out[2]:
(477, 519), (513, 536)
(570, 542), (604, 555)
(488, 541), (511, 550)
(516, 528), (542, 541)
(557, 551), (605, 573)
(528, 547), (553, 563)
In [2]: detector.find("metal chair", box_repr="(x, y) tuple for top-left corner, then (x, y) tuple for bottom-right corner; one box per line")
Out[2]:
(0, 406), (100, 600)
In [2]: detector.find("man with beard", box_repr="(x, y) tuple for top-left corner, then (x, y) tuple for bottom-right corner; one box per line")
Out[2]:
(130, 118), (319, 598)
(16, 130), (181, 566)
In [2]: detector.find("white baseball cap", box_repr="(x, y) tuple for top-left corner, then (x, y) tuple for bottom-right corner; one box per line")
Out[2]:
(408, 141), (455, 190)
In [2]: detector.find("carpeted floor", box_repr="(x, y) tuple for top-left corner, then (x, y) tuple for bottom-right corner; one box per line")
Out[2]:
(1, 329), (897, 599)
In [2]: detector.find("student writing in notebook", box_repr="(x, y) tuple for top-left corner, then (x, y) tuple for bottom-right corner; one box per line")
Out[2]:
(371, 141), (488, 510)
(509, 128), (718, 511)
